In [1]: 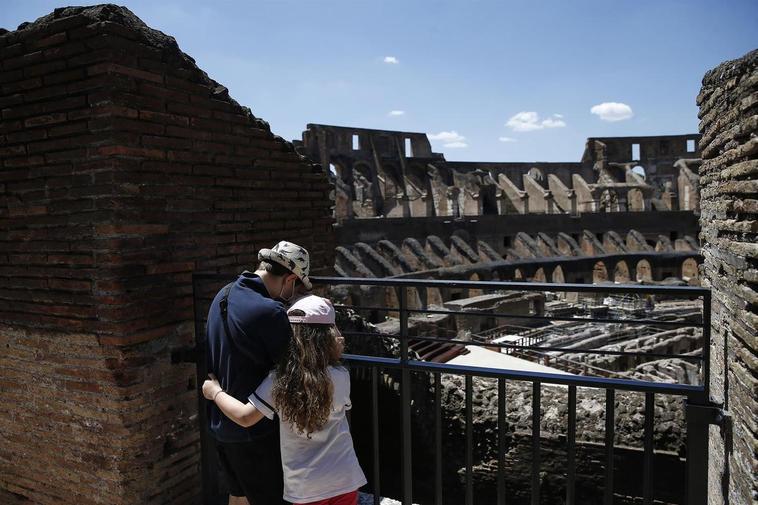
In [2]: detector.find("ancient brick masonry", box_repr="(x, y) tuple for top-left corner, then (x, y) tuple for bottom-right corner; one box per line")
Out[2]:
(0, 5), (334, 504)
(697, 49), (757, 505)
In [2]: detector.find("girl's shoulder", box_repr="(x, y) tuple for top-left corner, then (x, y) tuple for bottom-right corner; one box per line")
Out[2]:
(328, 366), (351, 408)
(328, 364), (349, 377)
(328, 365), (350, 386)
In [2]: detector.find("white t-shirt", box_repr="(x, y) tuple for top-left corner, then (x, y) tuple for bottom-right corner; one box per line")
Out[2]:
(249, 366), (367, 503)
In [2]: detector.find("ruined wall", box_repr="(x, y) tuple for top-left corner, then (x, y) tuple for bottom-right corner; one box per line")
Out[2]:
(586, 135), (700, 165)
(0, 6), (334, 504)
(299, 124), (701, 221)
(697, 49), (757, 505)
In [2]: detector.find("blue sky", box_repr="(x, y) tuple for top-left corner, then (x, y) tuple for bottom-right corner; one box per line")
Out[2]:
(2, 1), (756, 161)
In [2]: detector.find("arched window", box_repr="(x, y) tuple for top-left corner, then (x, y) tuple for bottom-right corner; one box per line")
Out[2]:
(636, 259), (652, 282)
(593, 261), (609, 283)
(614, 261), (630, 283)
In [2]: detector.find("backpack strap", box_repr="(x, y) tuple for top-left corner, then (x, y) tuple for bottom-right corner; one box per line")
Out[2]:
(219, 282), (234, 344)
(219, 282), (262, 364)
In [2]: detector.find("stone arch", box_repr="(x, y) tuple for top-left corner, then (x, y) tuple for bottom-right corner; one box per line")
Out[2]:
(405, 164), (433, 217)
(379, 163), (402, 198)
(551, 265), (565, 283)
(514, 268), (524, 281)
(533, 268), (547, 283)
(682, 258), (699, 284)
(351, 161), (376, 216)
(613, 260), (631, 283)
(593, 261), (609, 283)
(636, 259), (652, 282)
(329, 160), (349, 180)
(379, 163), (404, 217)
(352, 161), (373, 181)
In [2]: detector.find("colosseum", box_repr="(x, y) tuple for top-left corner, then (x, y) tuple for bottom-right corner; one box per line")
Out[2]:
(295, 124), (709, 504)
(0, 5), (754, 505)
(297, 123), (703, 291)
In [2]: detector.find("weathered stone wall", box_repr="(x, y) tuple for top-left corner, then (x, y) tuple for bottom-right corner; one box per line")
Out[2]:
(0, 5), (334, 504)
(298, 123), (702, 221)
(697, 48), (757, 505)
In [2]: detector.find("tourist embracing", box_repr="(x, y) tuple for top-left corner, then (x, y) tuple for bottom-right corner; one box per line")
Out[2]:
(203, 294), (367, 505)
(205, 241), (313, 504)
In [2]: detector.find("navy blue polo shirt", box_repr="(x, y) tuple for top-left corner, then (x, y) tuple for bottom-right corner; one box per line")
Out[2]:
(205, 271), (292, 442)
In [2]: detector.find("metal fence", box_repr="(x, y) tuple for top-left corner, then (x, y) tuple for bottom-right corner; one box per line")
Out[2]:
(192, 273), (723, 505)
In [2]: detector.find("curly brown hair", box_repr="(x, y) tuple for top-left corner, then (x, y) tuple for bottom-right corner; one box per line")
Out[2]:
(272, 315), (342, 437)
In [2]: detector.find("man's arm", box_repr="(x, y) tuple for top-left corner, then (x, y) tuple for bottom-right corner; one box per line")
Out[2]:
(202, 374), (264, 428)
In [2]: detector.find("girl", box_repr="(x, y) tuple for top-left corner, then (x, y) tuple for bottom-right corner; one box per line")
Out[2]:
(203, 294), (367, 505)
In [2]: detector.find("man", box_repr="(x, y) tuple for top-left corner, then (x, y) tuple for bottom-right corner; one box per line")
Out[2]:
(206, 241), (312, 505)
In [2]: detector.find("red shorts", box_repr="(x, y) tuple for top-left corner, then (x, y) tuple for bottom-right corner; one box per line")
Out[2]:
(296, 490), (358, 505)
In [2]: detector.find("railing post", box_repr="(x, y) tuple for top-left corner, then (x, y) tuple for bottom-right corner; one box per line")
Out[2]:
(643, 393), (654, 505)
(371, 367), (381, 505)
(465, 375), (474, 505)
(685, 401), (720, 505)
(685, 402), (708, 505)
(398, 287), (413, 505)
(434, 373), (443, 505)
(604, 389), (615, 505)
(531, 382), (541, 505)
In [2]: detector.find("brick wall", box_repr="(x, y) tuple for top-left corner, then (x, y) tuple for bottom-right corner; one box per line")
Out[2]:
(697, 49), (757, 505)
(0, 5), (335, 504)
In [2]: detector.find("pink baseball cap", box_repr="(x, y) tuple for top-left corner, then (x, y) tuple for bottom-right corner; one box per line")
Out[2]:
(287, 295), (335, 325)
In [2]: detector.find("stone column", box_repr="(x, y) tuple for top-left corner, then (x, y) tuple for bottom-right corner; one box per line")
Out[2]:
(568, 189), (578, 215)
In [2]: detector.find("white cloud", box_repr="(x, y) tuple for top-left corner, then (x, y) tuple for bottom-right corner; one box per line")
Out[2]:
(506, 111), (566, 132)
(590, 102), (633, 122)
(498, 136), (517, 143)
(429, 131), (465, 142)
(383, 56), (399, 64)
(506, 111), (541, 131)
(428, 131), (468, 148)
(541, 117), (566, 128)
(443, 141), (468, 148)
(388, 110), (405, 116)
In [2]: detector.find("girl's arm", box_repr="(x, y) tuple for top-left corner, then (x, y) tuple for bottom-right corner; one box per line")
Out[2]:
(202, 374), (264, 428)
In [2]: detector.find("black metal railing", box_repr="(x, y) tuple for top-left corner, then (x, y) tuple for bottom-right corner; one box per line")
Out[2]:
(192, 273), (721, 505)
